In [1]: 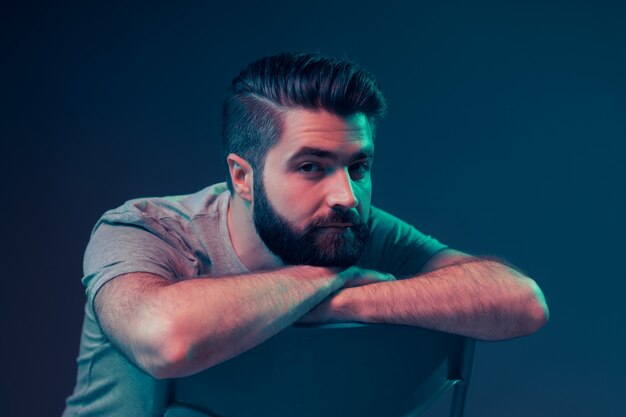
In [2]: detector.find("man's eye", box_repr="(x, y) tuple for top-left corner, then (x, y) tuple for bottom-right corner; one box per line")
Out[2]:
(350, 162), (370, 174)
(298, 163), (323, 173)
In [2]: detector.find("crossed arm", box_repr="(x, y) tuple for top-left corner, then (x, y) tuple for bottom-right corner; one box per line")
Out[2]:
(298, 249), (549, 340)
(94, 249), (548, 379)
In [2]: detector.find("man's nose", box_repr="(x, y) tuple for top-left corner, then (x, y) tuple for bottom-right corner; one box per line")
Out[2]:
(325, 168), (358, 210)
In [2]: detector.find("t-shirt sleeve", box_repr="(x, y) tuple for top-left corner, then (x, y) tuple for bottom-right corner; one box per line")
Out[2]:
(358, 206), (447, 277)
(82, 221), (192, 312)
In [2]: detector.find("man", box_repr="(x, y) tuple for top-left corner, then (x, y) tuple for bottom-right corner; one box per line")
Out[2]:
(63, 52), (548, 416)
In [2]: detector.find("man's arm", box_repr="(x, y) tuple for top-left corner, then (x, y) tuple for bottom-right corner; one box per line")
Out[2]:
(94, 266), (392, 379)
(298, 249), (549, 341)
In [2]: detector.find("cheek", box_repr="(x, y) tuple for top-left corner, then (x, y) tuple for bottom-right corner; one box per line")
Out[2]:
(283, 183), (320, 214)
(265, 176), (319, 218)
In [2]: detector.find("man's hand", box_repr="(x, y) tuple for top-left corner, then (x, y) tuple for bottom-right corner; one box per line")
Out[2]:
(337, 266), (396, 289)
(297, 267), (396, 324)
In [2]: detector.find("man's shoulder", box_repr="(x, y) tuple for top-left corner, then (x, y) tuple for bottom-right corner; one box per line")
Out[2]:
(360, 205), (447, 275)
(83, 182), (233, 286)
(95, 182), (230, 230)
(367, 205), (443, 247)
(368, 205), (413, 233)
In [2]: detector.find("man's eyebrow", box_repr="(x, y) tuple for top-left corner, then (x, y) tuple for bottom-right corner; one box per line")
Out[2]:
(288, 146), (374, 162)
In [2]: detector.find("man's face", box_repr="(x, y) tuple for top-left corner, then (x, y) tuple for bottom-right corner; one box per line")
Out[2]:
(252, 109), (374, 267)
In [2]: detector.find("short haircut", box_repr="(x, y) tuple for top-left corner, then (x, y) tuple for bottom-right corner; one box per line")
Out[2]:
(221, 52), (387, 190)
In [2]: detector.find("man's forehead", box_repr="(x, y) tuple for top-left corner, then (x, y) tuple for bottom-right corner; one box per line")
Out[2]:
(277, 109), (374, 155)
(281, 108), (371, 132)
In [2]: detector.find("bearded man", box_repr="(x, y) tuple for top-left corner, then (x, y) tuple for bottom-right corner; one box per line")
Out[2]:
(63, 52), (548, 416)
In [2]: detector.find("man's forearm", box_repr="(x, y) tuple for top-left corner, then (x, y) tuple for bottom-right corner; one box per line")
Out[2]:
(303, 258), (549, 340)
(96, 266), (345, 378)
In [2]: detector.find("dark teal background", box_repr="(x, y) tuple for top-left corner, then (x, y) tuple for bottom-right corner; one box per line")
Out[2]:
(3, 1), (625, 416)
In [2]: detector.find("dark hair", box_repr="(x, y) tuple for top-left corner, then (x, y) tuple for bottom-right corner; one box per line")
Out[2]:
(221, 52), (387, 191)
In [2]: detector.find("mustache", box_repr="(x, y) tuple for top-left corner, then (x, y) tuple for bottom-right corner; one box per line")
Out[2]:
(308, 210), (364, 229)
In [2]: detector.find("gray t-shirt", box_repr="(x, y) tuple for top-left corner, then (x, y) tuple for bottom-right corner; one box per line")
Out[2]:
(63, 182), (446, 417)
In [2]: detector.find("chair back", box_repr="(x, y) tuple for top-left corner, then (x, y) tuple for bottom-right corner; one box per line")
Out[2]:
(164, 323), (475, 417)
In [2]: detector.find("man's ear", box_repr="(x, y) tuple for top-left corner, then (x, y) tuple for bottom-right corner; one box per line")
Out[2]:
(227, 153), (254, 202)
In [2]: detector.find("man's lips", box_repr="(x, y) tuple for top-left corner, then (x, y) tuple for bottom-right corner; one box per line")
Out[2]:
(314, 223), (354, 234)
(320, 223), (353, 228)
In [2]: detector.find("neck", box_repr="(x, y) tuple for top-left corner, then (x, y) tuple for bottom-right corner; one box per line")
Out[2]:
(227, 193), (284, 271)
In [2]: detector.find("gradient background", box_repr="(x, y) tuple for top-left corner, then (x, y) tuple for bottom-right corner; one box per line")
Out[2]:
(3, 1), (625, 416)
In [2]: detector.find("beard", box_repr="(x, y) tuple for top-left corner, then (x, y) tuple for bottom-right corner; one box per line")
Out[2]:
(252, 176), (370, 267)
